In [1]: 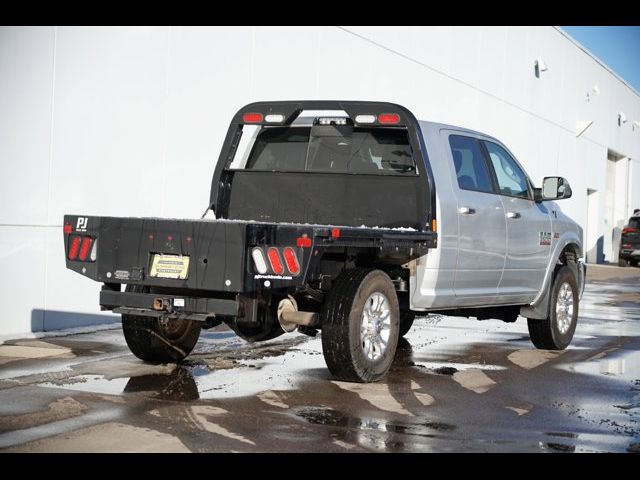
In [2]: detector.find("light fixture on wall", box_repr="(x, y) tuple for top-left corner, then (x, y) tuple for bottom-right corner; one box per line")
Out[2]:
(618, 111), (627, 126)
(586, 85), (600, 102)
(534, 58), (548, 78)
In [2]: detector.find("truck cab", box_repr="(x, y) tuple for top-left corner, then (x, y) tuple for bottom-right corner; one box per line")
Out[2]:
(64, 101), (585, 383)
(413, 122), (584, 313)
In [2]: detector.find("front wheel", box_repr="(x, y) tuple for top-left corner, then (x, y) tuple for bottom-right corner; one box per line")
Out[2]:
(121, 285), (201, 363)
(619, 257), (628, 267)
(527, 265), (578, 350)
(321, 269), (400, 383)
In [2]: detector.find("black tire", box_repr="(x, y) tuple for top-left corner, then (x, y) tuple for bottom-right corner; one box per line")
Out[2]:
(321, 269), (400, 383)
(399, 311), (415, 337)
(227, 319), (285, 343)
(619, 258), (628, 267)
(527, 265), (578, 350)
(122, 285), (201, 363)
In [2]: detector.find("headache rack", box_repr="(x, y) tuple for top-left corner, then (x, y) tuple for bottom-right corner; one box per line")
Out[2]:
(208, 100), (437, 235)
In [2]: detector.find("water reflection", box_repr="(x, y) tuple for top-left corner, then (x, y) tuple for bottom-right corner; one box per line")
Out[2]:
(124, 367), (199, 401)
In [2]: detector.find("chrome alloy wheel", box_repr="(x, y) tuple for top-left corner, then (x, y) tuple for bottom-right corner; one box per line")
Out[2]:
(360, 292), (391, 361)
(556, 282), (574, 335)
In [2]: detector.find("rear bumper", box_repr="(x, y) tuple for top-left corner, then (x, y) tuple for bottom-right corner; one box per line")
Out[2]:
(100, 289), (239, 319)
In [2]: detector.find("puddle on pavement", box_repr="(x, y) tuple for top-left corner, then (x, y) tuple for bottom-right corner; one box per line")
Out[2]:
(294, 406), (455, 439)
(124, 368), (200, 401)
(559, 346), (640, 380)
(40, 375), (130, 396)
(541, 441), (576, 453)
(545, 431), (578, 439)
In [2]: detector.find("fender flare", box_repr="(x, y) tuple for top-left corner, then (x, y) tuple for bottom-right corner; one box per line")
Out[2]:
(520, 233), (584, 320)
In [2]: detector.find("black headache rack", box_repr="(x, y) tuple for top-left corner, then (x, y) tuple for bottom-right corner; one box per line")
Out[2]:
(209, 100), (438, 233)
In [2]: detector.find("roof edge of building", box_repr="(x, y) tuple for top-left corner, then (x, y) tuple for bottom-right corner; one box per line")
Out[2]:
(554, 26), (640, 99)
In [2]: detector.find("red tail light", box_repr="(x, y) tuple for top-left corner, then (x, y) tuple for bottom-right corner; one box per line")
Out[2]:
(378, 113), (400, 125)
(79, 237), (93, 261)
(283, 247), (300, 275)
(68, 236), (82, 260)
(622, 227), (637, 234)
(296, 235), (312, 248)
(243, 112), (263, 123)
(267, 247), (284, 275)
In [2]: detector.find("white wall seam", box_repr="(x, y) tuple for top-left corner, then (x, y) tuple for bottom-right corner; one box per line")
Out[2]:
(43, 25), (58, 326)
(160, 26), (172, 217)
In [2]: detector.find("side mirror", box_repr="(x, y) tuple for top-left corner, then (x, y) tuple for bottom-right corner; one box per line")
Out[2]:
(534, 176), (572, 202)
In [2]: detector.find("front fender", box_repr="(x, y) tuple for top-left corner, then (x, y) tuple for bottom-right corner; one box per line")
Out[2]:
(521, 231), (583, 319)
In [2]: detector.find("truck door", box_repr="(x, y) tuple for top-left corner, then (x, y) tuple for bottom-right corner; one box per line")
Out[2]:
(481, 140), (551, 302)
(445, 133), (507, 304)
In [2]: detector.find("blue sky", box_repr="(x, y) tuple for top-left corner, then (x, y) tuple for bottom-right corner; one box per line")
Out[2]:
(561, 26), (640, 92)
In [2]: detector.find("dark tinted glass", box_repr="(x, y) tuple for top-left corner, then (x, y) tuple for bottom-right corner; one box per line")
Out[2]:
(245, 126), (415, 175)
(448, 135), (494, 193)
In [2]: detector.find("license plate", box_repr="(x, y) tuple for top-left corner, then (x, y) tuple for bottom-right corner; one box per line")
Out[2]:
(149, 254), (190, 279)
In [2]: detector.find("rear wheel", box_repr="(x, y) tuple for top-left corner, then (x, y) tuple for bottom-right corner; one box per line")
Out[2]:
(121, 285), (201, 363)
(619, 257), (628, 267)
(321, 269), (400, 383)
(527, 266), (578, 350)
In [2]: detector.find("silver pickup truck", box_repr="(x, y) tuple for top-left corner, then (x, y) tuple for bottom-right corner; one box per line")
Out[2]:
(64, 101), (585, 383)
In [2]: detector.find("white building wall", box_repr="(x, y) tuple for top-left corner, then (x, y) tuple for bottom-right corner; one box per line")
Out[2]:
(1, 26), (639, 337)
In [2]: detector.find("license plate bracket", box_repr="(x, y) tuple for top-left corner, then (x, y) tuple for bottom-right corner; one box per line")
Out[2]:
(149, 254), (190, 280)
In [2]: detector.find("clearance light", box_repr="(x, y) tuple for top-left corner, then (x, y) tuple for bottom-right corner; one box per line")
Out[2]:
(378, 113), (400, 125)
(331, 228), (341, 239)
(63, 224), (73, 234)
(296, 235), (312, 248)
(251, 247), (268, 275)
(355, 115), (376, 124)
(265, 114), (285, 123)
(243, 112), (263, 123)
(267, 247), (284, 275)
(282, 247), (300, 275)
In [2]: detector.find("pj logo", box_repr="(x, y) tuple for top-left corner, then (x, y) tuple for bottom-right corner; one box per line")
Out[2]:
(76, 217), (88, 232)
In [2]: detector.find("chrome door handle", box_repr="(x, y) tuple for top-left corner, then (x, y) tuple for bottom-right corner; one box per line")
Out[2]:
(506, 211), (521, 219)
(458, 206), (476, 215)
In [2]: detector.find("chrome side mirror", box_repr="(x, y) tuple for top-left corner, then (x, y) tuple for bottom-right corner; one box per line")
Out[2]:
(535, 176), (572, 202)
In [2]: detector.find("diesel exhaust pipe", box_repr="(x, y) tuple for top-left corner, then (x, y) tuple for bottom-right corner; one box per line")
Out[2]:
(277, 297), (319, 332)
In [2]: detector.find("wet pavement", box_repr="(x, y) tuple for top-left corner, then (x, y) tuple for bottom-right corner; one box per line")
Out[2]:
(0, 264), (639, 452)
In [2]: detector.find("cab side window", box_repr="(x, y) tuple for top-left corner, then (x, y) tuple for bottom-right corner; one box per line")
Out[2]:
(448, 135), (494, 193)
(483, 141), (530, 199)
